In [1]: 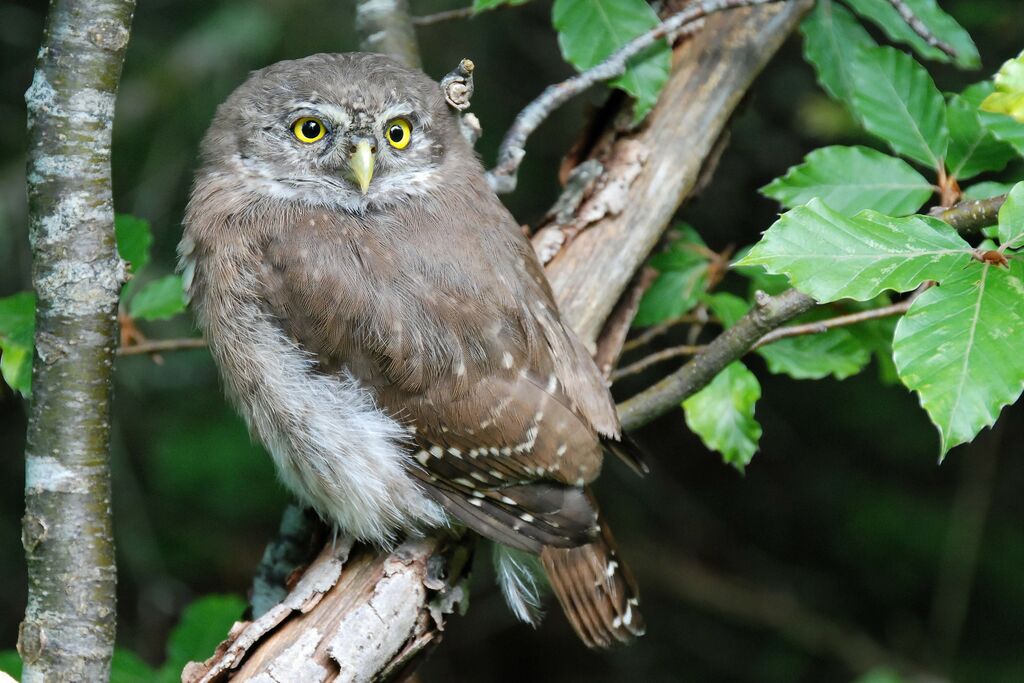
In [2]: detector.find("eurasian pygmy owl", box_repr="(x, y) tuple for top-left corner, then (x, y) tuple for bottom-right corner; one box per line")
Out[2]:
(180, 52), (644, 648)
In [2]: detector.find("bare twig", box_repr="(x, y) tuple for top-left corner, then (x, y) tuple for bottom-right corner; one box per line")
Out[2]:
(116, 337), (206, 356)
(20, 0), (136, 680)
(612, 344), (705, 381)
(886, 0), (958, 61)
(929, 194), (1007, 234)
(752, 298), (913, 349)
(411, 6), (474, 26)
(488, 0), (786, 193)
(621, 312), (712, 352)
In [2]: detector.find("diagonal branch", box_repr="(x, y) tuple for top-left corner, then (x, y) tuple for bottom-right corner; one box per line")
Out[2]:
(886, 0), (958, 61)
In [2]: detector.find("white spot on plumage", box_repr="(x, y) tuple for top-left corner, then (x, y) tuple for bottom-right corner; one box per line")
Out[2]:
(429, 445), (444, 458)
(502, 351), (514, 369)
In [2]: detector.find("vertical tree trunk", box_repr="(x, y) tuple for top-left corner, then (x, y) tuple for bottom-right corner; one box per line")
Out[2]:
(19, 1), (135, 681)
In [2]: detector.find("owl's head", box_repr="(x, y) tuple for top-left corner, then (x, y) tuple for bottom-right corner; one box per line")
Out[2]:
(201, 52), (464, 211)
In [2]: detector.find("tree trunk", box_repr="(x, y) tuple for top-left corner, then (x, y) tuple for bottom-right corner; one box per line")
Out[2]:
(19, 1), (135, 681)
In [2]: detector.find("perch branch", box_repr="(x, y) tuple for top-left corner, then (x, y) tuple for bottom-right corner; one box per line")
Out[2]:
(19, 0), (136, 681)
(886, 0), (958, 60)
(489, 0), (787, 193)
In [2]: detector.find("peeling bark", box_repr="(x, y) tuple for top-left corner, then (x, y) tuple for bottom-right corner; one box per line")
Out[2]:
(19, 1), (135, 681)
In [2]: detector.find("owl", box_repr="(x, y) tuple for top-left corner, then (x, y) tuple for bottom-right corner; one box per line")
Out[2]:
(180, 52), (644, 648)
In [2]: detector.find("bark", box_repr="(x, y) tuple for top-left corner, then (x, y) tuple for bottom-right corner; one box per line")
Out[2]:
(19, 1), (135, 682)
(186, 1), (812, 680)
(355, 0), (421, 69)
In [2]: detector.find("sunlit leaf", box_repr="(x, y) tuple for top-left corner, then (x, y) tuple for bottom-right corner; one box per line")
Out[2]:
(683, 361), (762, 472)
(945, 95), (1016, 180)
(849, 46), (948, 168)
(553, 0), (670, 122)
(893, 260), (1024, 456)
(843, 0), (979, 68)
(130, 275), (187, 321)
(0, 291), (35, 395)
(800, 0), (875, 104)
(997, 181), (1024, 250)
(963, 81), (1024, 156)
(762, 145), (933, 216)
(980, 51), (1024, 123)
(735, 199), (972, 302)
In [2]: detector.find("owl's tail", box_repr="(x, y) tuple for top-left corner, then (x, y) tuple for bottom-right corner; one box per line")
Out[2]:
(540, 516), (645, 648)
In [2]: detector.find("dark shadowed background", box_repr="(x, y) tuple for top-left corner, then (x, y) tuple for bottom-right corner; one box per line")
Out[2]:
(1, 1), (1022, 681)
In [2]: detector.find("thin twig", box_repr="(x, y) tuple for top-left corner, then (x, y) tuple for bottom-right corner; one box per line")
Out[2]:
(886, 0), (958, 60)
(411, 6), (474, 26)
(488, 0), (785, 193)
(117, 337), (206, 356)
(622, 312), (712, 352)
(752, 298), (913, 349)
(612, 344), (705, 381)
(930, 194), (1007, 234)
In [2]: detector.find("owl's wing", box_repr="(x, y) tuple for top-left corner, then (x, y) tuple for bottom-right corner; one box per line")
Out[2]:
(259, 208), (636, 550)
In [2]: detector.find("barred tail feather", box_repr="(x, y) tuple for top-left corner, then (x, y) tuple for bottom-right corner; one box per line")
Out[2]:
(540, 519), (645, 648)
(493, 543), (546, 625)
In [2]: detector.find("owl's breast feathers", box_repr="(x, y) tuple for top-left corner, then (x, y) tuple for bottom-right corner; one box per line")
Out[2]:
(255, 200), (644, 549)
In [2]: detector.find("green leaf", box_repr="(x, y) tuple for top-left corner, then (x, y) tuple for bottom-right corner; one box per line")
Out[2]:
(963, 81), (1024, 156)
(945, 95), (1016, 180)
(162, 594), (245, 680)
(997, 181), (1024, 250)
(759, 328), (871, 380)
(473, 0), (529, 11)
(800, 0), (876, 104)
(0, 650), (21, 679)
(130, 275), (187, 321)
(704, 292), (749, 328)
(842, 0), (979, 68)
(854, 669), (908, 683)
(683, 361), (762, 472)
(552, 0), (671, 122)
(762, 145), (933, 216)
(115, 214), (153, 275)
(893, 259), (1024, 456)
(735, 199), (972, 302)
(849, 46), (948, 168)
(980, 51), (1024, 123)
(111, 649), (157, 683)
(962, 180), (1018, 200)
(634, 228), (709, 326)
(0, 291), (35, 395)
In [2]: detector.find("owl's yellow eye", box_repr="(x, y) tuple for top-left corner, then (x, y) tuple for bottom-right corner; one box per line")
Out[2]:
(292, 117), (326, 143)
(385, 118), (412, 149)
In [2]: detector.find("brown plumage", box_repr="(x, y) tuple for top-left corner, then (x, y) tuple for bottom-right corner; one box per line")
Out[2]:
(180, 51), (644, 647)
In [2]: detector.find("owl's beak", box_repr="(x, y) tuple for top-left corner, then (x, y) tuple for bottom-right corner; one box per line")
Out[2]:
(349, 139), (375, 195)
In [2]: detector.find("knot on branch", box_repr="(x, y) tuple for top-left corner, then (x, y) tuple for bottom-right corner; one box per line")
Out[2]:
(441, 58), (475, 111)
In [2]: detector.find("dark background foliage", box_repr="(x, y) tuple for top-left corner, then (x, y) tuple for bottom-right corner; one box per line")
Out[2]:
(0, 1), (1021, 681)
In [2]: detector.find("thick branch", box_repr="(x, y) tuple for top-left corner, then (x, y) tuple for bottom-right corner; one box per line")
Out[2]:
(19, 1), (135, 681)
